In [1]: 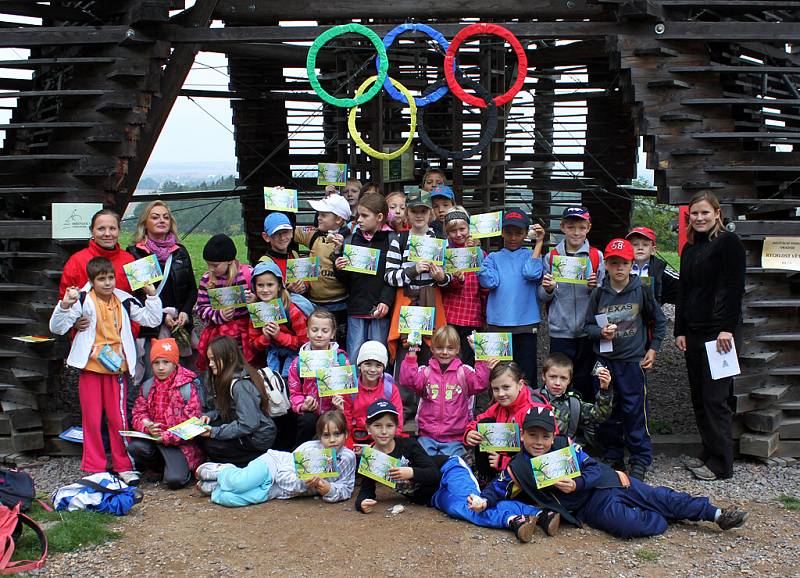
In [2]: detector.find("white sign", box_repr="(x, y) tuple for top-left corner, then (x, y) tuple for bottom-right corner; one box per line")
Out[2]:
(52, 203), (103, 239)
(761, 236), (800, 271)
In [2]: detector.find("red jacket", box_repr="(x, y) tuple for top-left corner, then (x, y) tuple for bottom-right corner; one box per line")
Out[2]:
(343, 373), (404, 447)
(287, 343), (349, 414)
(465, 385), (536, 472)
(60, 240), (135, 297)
(244, 302), (308, 365)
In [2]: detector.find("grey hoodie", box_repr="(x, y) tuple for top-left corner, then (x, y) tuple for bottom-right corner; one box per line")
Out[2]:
(207, 373), (277, 451)
(584, 274), (666, 363)
(538, 239), (605, 338)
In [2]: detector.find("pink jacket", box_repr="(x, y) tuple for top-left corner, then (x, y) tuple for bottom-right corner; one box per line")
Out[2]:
(400, 355), (490, 443)
(131, 365), (205, 471)
(288, 343), (349, 414)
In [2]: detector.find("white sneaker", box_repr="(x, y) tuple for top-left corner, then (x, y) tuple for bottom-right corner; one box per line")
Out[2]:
(119, 470), (141, 486)
(196, 479), (218, 496)
(195, 462), (231, 481)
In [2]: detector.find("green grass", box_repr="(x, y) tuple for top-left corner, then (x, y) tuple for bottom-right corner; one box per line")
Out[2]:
(12, 501), (121, 561)
(649, 419), (674, 435)
(779, 494), (800, 511)
(634, 547), (661, 562)
(658, 251), (680, 272)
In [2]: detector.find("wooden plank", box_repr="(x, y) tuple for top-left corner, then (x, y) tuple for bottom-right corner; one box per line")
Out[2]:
(780, 418), (800, 438)
(41, 413), (73, 436)
(5, 408), (42, 431)
(744, 408), (783, 433)
(0, 431), (43, 452)
(41, 437), (82, 456)
(0, 57), (118, 69)
(670, 66), (800, 74)
(0, 90), (108, 98)
(0, 26), (130, 48)
(739, 432), (779, 458)
(691, 132), (800, 140)
(683, 98), (800, 106)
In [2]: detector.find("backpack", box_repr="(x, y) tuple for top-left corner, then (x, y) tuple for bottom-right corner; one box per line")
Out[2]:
(52, 473), (143, 516)
(0, 470), (34, 512)
(0, 503), (47, 575)
(349, 373), (394, 402)
(255, 367), (291, 417)
(289, 293), (315, 318)
(140, 376), (205, 408)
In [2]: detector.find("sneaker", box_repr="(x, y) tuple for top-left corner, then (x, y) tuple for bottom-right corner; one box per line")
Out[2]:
(119, 470), (141, 486)
(195, 462), (230, 481)
(629, 462), (648, 482)
(536, 509), (561, 537)
(717, 507), (749, 531)
(508, 515), (538, 543)
(196, 479), (218, 496)
(690, 465), (718, 481)
(680, 455), (705, 470)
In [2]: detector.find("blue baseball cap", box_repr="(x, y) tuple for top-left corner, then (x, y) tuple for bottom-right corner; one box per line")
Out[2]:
(562, 206), (591, 222)
(263, 212), (292, 236)
(430, 185), (455, 201)
(251, 259), (283, 289)
(366, 399), (399, 421)
(502, 208), (530, 229)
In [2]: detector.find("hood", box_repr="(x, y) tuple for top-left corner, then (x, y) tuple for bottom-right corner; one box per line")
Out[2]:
(598, 272), (643, 296)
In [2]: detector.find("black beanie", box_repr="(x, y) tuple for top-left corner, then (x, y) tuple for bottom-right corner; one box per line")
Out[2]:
(203, 234), (236, 262)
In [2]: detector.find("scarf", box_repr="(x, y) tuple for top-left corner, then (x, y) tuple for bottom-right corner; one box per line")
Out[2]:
(145, 233), (178, 262)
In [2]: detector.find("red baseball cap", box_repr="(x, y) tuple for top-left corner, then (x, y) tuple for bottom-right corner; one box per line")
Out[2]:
(626, 227), (656, 244)
(604, 238), (634, 261)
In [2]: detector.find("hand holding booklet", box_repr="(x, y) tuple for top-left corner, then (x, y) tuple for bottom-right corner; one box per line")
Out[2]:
(704, 339), (741, 380)
(167, 417), (209, 441)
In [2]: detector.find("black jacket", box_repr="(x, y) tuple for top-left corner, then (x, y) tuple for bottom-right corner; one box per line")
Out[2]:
(127, 243), (198, 336)
(333, 228), (396, 315)
(675, 231), (745, 336)
(646, 255), (679, 305)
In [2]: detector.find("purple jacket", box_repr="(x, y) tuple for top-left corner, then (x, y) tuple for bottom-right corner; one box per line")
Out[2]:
(400, 355), (490, 443)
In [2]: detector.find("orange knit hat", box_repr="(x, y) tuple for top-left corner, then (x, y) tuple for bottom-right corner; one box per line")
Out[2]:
(150, 338), (179, 365)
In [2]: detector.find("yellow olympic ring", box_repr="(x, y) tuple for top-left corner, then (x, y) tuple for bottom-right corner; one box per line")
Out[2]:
(347, 76), (417, 161)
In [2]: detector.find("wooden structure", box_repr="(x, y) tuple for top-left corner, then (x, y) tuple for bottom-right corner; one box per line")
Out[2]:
(0, 1), (799, 459)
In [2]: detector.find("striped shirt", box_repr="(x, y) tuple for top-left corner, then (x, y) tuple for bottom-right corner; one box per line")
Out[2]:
(384, 229), (451, 290)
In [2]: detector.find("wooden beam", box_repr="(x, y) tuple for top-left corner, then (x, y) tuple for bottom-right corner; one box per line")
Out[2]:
(212, 0), (606, 20)
(0, 26), (130, 48)
(0, 2), (101, 22)
(659, 22), (800, 42)
(118, 0), (219, 207)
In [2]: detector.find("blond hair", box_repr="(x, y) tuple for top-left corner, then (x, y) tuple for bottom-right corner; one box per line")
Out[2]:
(444, 205), (470, 231)
(134, 200), (179, 243)
(207, 261), (240, 289)
(431, 325), (460, 352)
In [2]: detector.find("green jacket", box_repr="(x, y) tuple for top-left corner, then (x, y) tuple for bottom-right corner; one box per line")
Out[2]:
(533, 386), (612, 439)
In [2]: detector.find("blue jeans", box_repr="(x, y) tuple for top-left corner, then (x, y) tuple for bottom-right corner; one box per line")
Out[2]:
(418, 437), (466, 458)
(346, 316), (390, 362)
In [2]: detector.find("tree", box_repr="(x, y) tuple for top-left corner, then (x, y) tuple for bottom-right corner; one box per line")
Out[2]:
(632, 196), (678, 252)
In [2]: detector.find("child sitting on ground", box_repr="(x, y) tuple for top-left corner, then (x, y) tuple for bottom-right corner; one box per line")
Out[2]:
(584, 239), (667, 481)
(49, 256), (162, 485)
(533, 352), (612, 441)
(478, 209), (545, 386)
(194, 234), (252, 372)
(400, 325), (491, 458)
(343, 341), (403, 448)
(288, 310), (349, 445)
(473, 406), (748, 540)
(245, 260), (308, 376)
(129, 338), (205, 489)
(626, 227), (679, 305)
(196, 410), (356, 507)
(355, 400), (443, 513)
(463, 361), (537, 483)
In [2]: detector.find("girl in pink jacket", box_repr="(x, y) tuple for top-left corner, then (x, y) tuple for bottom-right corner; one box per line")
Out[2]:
(287, 310), (350, 445)
(400, 325), (490, 458)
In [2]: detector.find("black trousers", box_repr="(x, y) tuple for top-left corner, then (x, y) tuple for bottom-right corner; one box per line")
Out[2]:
(295, 411), (318, 447)
(512, 331), (538, 389)
(127, 438), (191, 489)
(684, 333), (734, 478)
(198, 436), (266, 467)
(549, 336), (597, 402)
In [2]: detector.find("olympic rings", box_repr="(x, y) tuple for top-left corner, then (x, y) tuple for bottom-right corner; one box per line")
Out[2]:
(348, 75), (417, 161)
(375, 23), (451, 108)
(444, 23), (528, 108)
(306, 23), (388, 108)
(417, 75), (498, 160)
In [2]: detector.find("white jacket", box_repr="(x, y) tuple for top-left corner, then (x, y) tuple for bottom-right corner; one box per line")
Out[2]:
(49, 287), (162, 370)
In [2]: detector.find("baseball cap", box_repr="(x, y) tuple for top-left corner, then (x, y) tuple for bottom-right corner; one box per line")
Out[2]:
(430, 184), (454, 200)
(522, 405), (558, 433)
(263, 212), (293, 236)
(308, 194), (351, 221)
(407, 189), (432, 209)
(366, 399), (399, 421)
(562, 206), (591, 222)
(502, 208), (530, 230)
(604, 238), (634, 261)
(626, 226), (656, 244)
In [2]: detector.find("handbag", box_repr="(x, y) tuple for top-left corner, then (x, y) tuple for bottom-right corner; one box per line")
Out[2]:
(255, 367), (291, 417)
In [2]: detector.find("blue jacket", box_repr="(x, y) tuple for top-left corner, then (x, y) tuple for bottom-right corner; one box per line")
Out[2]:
(478, 247), (543, 327)
(481, 438), (624, 526)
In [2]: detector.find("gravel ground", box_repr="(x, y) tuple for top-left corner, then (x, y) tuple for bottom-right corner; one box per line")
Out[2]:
(19, 452), (800, 577)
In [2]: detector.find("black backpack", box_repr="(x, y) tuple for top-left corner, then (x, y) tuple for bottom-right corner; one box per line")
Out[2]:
(0, 469), (35, 512)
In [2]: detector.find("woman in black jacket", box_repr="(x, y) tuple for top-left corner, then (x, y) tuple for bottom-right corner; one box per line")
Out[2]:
(128, 200), (199, 381)
(675, 191), (745, 481)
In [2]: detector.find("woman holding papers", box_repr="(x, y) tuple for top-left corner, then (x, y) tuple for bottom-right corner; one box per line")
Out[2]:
(674, 191), (745, 481)
(127, 201), (198, 381)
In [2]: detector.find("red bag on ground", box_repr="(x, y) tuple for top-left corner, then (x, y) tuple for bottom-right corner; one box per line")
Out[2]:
(0, 502), (47, 574)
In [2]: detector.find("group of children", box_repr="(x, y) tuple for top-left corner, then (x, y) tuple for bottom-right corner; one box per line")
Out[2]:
(50, 173), (746, 542)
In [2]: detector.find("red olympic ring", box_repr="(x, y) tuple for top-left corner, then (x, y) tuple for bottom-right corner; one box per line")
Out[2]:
(443, 23), (528, 108)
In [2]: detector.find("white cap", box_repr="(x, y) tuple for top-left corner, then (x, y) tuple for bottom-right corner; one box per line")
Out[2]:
(356, 340), (388, 367)
(308, 194), (351, 221)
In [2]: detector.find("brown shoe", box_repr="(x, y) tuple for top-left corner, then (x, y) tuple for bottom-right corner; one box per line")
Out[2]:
(508, 515), (538, 543)
(537, 509), (561, 536)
